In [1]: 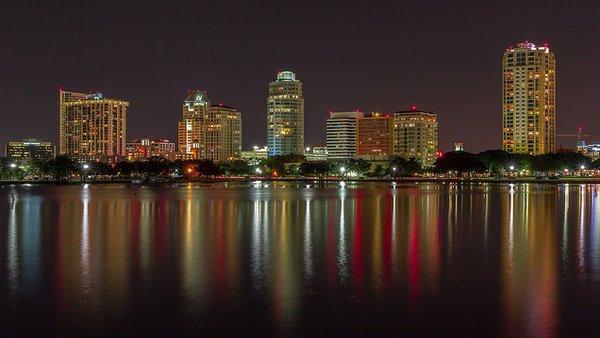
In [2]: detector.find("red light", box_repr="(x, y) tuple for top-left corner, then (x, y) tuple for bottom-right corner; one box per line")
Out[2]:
(411, 105), (417, 111)
(436, 150), (444, 158)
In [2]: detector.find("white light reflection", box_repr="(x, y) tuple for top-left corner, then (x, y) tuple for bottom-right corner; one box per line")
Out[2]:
(391, 187), (398, 274)
(251, 199), (263, 289)
(7, 188), (18, 299)
(508, 183), (515, 262)
(303, 199), (314, 281)
(337, 188), (348, 283)
(562, 184), (570, 268)
(578, 184), (586, 276)
(591, 185), (600, 281)
(81, 186), (91, 290)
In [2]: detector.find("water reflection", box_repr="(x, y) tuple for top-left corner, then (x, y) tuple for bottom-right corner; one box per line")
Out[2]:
(1, 183), (600, 336)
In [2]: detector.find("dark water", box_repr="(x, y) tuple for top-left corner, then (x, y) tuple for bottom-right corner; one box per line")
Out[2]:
(1, 182), (600, 337)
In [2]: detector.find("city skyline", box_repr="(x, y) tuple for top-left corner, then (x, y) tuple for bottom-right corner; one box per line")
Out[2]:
(2, 1), (600, 152)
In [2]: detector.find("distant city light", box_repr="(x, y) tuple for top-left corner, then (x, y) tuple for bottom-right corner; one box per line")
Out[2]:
(340, 166), (346, 173)
(82, 164), (90, 170)
(9, 163), (17, 169)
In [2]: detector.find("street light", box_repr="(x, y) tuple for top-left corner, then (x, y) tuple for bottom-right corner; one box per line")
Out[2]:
(9, 163), (17, 169)
(580, 165), (586, 170)
(255, 168), (262, 175)
(81, 164), (90, 183)
(509, 165), (515, 171)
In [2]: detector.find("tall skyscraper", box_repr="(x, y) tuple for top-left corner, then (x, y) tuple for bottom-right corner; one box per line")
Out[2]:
(391, 109), (438, 166)
(205, 104), (242, 162)
(267, 70), (304, 156)
(59, 90), (128, 159)
(178, 90), (209, 158)
(326, 111), (363, 160)
(502, 41), (556, 155)
(177, 90), (243, 161)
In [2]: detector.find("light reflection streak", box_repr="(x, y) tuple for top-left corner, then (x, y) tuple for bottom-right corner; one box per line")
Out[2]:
(7, 188), (18, 301)
(592, 186), (600, 280)
(391, 189), (398, 277)
(508, 184), (515, 261)
(303, 199), (314, 281)
(337, 189), (348, 283)
(251, 199), (262, 289)
(578, 185), (586, 277)
(562, 184), (569, 269)
(80, 187), (90, 290)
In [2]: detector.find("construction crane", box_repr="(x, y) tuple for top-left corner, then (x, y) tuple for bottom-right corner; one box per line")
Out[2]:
(557, 127), (590, 150)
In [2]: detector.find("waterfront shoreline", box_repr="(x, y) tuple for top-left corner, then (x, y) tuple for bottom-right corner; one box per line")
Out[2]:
(1, 176), (600, 185)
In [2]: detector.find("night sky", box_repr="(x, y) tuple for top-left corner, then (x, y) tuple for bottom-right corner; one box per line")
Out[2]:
(2, 1), (600, 152)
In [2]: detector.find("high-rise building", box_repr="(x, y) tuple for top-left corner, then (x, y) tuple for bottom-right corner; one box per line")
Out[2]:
(502, 41), (556, 155)
(267, 70), (304, 156)
(59, 90), (128, 159)
(126, 138), (176, 161)
(391, 110), (438, 166)
(178, 90), (209, 158)
(177, 91), (243, 162)
(6, 139), (55, 162)
(205, 104), (242, 162)
(326, 111), (363, 160)
(356, 113), (392, 160)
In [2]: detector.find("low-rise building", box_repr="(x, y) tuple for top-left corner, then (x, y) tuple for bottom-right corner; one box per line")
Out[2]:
(241, 146), (268, 165)
(6, 139), (56, 162)
(304, 146), (327, 161)
(126, 138), (176, 161)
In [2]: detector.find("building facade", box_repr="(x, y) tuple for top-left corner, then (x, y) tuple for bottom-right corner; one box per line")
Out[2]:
(454, 141), (464, 152)
(177, 91), (242, 162)
(356, 113), (392, 160)
(178, 90), (209, 158)
(126, 138), (176, 161)
(6, 139), (55, 162)
(205, 104), (242, 162)
(304, 146), (328, 161)
(326, 111), (363, 160)
(59, 90), (128, 159)
(391, 110), (438, 166)
(502, 41), (556, 155)
(267, 70), (304, 156)
(241, 146), (268, 165)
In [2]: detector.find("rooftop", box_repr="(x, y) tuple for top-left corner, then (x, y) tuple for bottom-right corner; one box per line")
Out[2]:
(185, 90), (209, 104)
(276, 70), (296, 82)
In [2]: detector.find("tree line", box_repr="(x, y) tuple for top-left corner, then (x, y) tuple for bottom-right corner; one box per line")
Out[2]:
(0, 150), (596, 181)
